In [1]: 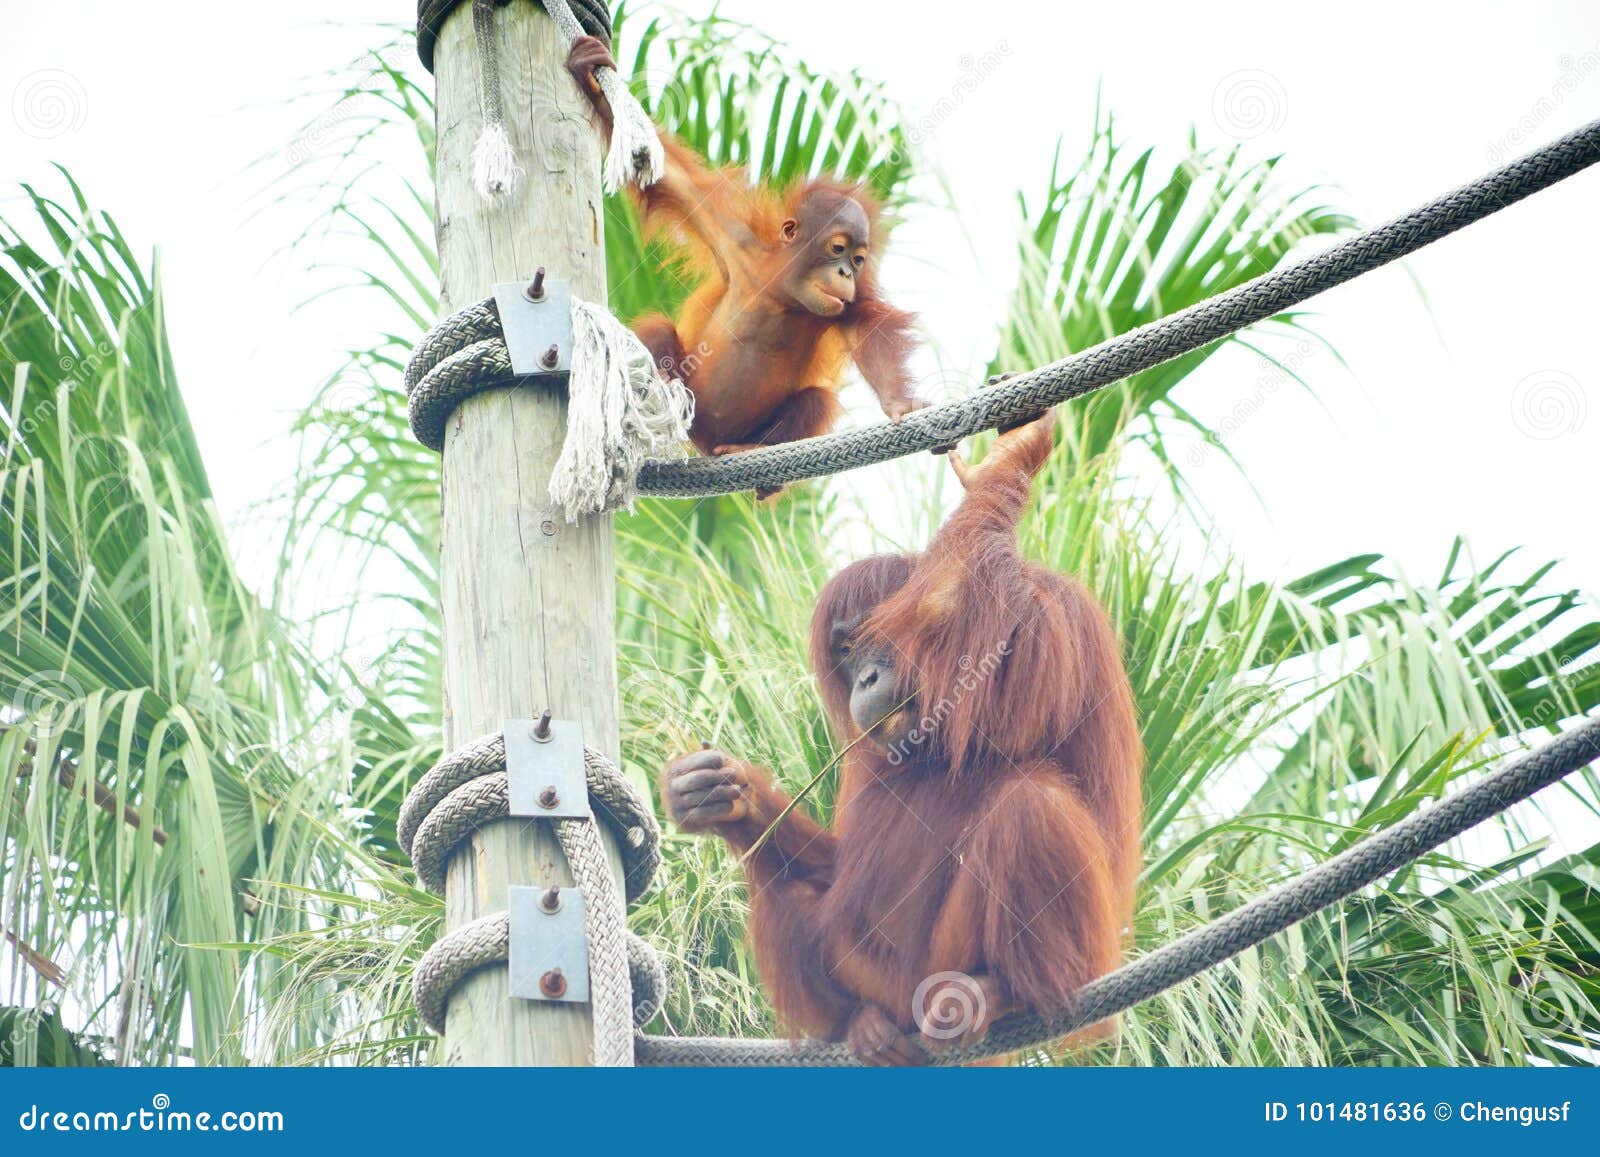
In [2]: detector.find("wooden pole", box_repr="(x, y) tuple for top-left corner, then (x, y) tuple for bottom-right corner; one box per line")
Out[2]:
(430, 2), (623, 1066)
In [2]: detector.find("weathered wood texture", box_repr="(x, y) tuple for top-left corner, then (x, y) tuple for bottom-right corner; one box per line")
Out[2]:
(432, 1), (623, 1066)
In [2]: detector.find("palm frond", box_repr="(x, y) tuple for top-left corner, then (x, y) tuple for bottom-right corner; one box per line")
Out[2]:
(0, 180), (355, 1063)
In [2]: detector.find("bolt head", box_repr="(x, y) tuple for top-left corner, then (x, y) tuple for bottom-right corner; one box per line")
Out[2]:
(537, 786), (560, 809)
(539, 968), (567, 998)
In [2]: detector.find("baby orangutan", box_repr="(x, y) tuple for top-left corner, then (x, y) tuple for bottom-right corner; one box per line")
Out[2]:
(567, 36), (925, 484)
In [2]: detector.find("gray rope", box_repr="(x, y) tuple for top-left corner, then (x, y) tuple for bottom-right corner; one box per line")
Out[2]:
(557, 808), (634, 1064)
(635, 715), (1600, 1065)
(416, 0), (611, 72)
(400, 118), (1600, 489)
(414, 911), (666, 1036)
(408, 338), (524, 453)
(470, 0), (508, 157)
(402, 733), (664, 1058)
(403, 299), (500, 397)
(400, 734), (660, 900)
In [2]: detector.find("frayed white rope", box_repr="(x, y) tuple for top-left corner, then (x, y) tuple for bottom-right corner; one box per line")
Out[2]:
(468, 0), (660, 199)
(472, 121), (522, 198)
(549, 298), (693, 521)
(542, 0), (663, 193)
(594, 66), (664, 194)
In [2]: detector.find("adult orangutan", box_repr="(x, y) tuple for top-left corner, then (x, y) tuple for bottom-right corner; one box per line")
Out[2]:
(660, 409), (1144, 1063)
(566, 36), (924, 476)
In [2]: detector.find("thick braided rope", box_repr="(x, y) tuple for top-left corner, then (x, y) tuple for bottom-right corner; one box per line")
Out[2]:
(414, 911), (666, 1035)
(631, 117), (1600, 496)
(635, 715), (1600, 1066)
(400, 734), (660, 900)
(416, 0), (611, 72)
(403, 299), (500, 396)
(472, 1), (507, 135)
(407, 338), (521, 453)
(556, 814), (633, 1064)
(402, 733), (665, 1054)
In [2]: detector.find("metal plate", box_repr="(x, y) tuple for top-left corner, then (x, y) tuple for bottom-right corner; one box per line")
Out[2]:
(508, 885), (589, 1004)
(493, 278), (573, 376)
(505, 716), (590, 819)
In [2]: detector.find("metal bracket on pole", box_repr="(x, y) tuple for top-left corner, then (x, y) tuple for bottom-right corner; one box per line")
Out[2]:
(493, 273), (573, 376)
(505, 714), (592, 1004)
(508, 885), (590, 1004)
(506, 714), (590, 820)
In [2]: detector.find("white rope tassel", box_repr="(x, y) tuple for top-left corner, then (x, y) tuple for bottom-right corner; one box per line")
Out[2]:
(472, 120), (521, 198)
(541, 0), (663, 192)
(596, 68), (664, 194)
(549, 299), (693, 521)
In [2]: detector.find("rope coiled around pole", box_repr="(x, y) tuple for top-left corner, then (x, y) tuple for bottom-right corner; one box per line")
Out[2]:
(416, 0), (612, 72)
(401, 733), (664, 1064)
(634, 716), (1600, 1065)
(413, 908), (666, 1039)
